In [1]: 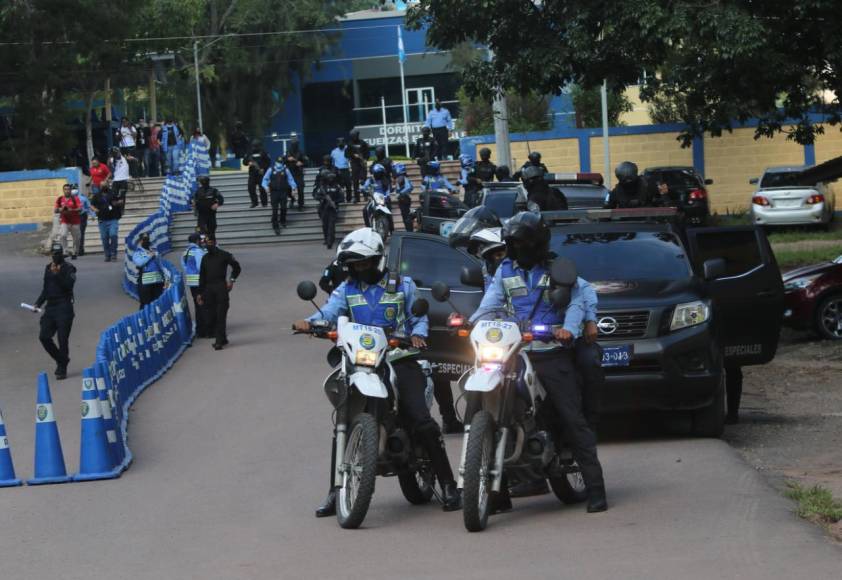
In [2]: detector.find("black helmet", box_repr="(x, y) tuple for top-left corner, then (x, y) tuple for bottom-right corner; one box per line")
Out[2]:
(422, 126), (431, 136)
(495, 165), (511, 181)
(198, 175), (210, 187)
(615, 161), (639, 185)
(528, 151), (542, 165)
(479, 147), (491, 161)
(503, 211), (550, 268)
(349, 130), (360, 140)
(375, 145), (386, 158)
(521, 165), (545, 184)
(188, 233), (200, 244)
(322, 154), (332, 165)
(448, 206), (501, 248)
(336, 137), (345, 147)
(320, 169), (337, 183)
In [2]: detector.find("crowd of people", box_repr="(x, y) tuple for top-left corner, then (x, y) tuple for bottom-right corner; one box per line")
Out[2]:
(111, 116), (210, 178)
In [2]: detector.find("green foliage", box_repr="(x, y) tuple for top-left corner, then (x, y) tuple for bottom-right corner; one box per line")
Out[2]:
(570, 85), (633, 128)
(408, 0), (842, 146)
(456, 87), (550, 136)
(785, 483), (842, 523)
(773, 245), (842, 269)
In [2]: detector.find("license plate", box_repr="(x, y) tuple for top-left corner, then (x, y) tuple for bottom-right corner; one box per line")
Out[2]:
(601, 345), (632, 367)
(439, 221), (456, 237)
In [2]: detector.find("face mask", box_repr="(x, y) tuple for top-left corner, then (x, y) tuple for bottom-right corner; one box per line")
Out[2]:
(206, 245), (218, 254)
(52, 252), (64, 265)
(141, 240), (151, 250)
(511, 243), (540, 269)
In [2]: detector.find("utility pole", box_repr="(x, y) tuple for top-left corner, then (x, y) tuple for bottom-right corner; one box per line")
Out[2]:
(492, 90), (512, 168)
(193, 40), (203, 133)
(601, 79), (611, 188)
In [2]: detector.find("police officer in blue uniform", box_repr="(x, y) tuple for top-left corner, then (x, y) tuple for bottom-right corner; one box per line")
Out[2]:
(394, 162), (414, 232)
(182, 233), (209, 337)
(293, 228), (462, 516)
(132, 232), (166, 308)
(262, 157), (299, 235)
(469, 212), (608, 513)
(422, 161), (456, 192)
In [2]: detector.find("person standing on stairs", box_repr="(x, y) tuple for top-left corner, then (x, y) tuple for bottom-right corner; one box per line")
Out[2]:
(194, 175), (224, 238)
(262, 156), (299, 235)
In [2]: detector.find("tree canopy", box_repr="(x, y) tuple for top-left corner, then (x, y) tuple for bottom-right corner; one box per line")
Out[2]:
(407, 0), (842, 146)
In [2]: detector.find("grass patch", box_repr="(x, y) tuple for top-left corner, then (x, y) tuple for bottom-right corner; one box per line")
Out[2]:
(774, 246), (842, 269)
(767, 227), (842, 244)
(785, 483), (842, 525)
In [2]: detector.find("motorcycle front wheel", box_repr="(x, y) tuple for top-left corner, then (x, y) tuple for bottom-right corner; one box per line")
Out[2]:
(337, 413), (379, 529)
(462, 410), (495, 532)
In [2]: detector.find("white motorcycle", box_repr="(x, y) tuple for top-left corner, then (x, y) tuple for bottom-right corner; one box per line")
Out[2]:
(364, 189), (393, 242)
(295, 281), (437, 529)
(431, 259), (587, 532)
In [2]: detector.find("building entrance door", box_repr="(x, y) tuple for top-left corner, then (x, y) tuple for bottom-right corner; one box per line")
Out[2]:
(406, 87), (435, 123)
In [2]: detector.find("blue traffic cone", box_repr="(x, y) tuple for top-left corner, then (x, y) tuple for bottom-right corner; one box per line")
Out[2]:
(95, 361), (124, 467)
(0, 408), (22, 487)
(73, 368), (117, 481)
(27, 372), (71, 485)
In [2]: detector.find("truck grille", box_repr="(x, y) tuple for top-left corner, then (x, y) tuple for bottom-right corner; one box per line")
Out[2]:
(596, 311), (650, 339)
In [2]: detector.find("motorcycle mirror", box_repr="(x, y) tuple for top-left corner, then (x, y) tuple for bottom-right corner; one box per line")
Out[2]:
(297, 281), (318, 301)
(460, 265), (485, 288)
(431, 281), (451, 303)
(549, 256), (577, 287)
(411, 298), (429, 317)
(550, 287), (572, 309)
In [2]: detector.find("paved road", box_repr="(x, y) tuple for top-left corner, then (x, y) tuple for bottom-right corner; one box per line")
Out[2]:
(1, 243), (839, 580)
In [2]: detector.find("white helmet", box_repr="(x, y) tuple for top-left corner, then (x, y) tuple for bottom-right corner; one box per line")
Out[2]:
(336, 227), (386, 272)
(470, 227), (505, 259)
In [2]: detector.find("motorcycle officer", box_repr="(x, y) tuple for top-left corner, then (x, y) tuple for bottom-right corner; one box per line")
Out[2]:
(459, 154), (483, 208)
(372, 145), (394, 180)
(414, 126), (438, 176)
(421, 161), (456, 192)
(514, 151), (549, 180)
(292, 228), (462, 516)
(346, 130), (370, 202)
(361, 163), (394, 231)
(193, 175), (224, 237)
(394, 162), (415, 232)
(468, 211), (608, 513)
(604, 161), (655, 209)
(314, 167), (344, 250)
(521, 165), (568, 212)
(474, 147), (497, 183)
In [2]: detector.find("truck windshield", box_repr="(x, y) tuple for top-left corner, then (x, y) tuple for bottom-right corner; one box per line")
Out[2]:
(550, 230), (693, 281)
(483, 191), (519, 218)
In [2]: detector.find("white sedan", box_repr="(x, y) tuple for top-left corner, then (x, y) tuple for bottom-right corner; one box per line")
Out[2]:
(750, 165), (836, 228)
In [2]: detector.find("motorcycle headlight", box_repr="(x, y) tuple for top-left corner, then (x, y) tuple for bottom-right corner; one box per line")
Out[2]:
(355, 350), (378, 367)
(783, 274), (820, 292)
(670, 300), (710, 332)
(479, 346), (504, 362)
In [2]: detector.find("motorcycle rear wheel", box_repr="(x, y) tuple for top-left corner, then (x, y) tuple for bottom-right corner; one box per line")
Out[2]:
(337, 413), (379, 529)
(549, 464), (587, 504)
(462, 410), (495, 532)
(397, 469), (435, 505)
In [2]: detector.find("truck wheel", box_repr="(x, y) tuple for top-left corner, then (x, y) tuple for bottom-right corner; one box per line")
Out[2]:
(336, 413), (379, 529)
(462, 410), (495, 532)
(814, 293), (842, 340)
(692, 370), (725, 438)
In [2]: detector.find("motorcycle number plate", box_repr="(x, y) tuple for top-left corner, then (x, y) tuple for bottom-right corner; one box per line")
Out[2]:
(439, 221), (456, 237)
(601, 345), (632, 367)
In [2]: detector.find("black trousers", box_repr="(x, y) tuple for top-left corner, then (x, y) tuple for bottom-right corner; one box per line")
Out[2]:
(292, 169), (305, 209)
(248, 176), (267, 206)
(726, 365), (743, 418)
(189, 286), (209, 337)
(530, 350), (605, 491)
(432, 127), (449, 158)
(270, 189), (288, 227)
(433, 375), (457, 423)
(203, 283), (230, 345)
(351, 161), (366, 201)
(338, 168), (352, 202)
(197, 211), (217, 237)
(575, 340), (605, 429)
(398, 195), (414, 232)
(39, 302), (74, 367)
(138, 282), (163, 308)
(463, 186), (482, 208)
(319, 202), (338, 248)
(79, 213), (88, 255)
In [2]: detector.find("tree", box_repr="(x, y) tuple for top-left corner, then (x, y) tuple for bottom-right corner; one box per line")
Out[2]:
(408, 0), (842, 146)
(457, 87), (550, 136)
(570, 85), (632, 128)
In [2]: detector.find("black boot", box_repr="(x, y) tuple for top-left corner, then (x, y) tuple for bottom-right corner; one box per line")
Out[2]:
(490, 489), (513, 515)
(442, 482), (462, 512)
(442, 417), (464, 434)
(586, 486), (608, 513)
(315, 490), (337, 518)
(509, 478), (550, 498)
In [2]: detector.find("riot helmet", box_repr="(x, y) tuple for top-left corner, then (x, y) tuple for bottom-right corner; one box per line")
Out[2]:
(502, 211), (550, 269)
(448, 206), (502, 249)
(615, 161), (639, 185)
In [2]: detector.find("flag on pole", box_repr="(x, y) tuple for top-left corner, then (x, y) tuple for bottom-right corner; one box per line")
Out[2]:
(397, 26), (406, 64)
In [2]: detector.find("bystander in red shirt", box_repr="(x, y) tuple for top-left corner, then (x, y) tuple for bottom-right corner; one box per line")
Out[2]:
(90, 161), (111, 189)
(55, 193), (82, 225)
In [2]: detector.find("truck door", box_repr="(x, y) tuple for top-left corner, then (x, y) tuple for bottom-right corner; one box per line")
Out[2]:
(685, 226), (784, 366)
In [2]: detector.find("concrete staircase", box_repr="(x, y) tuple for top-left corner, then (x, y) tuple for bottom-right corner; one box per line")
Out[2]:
(168, 161), (462, 251)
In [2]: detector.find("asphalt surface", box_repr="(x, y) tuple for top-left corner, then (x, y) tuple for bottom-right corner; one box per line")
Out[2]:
(1, 241), (840, 580)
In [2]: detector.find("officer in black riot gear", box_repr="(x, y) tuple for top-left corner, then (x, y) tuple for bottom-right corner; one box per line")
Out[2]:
(193, 175), (224, 237)
(521, 165), (568, 212)
(474, 147), (497, 183)
(414, 126), (438, 177)
(314, 167), (344, 250)
(605, 161), (656, 209)
(346, 130), (370, 202)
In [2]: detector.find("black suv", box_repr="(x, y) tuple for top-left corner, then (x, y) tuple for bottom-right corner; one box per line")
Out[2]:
(643, 166), (713, 225)
(386, 211), (783, 436)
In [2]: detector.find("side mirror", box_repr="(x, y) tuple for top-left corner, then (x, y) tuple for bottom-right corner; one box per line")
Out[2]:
(704, 178), (713, 185)
(297, 281), (317, 301)
(411, 298), (429, 317)
(431, 281), (451, 303)
(549, 287), (571, 308)
(549, 256), (577, 287)
(703, 258), (727, 281)
(460, 265), (485, 288)
(749, 177), (759, 185)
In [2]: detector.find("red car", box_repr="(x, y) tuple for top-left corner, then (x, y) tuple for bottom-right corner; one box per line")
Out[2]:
(782, 256), (842, 339)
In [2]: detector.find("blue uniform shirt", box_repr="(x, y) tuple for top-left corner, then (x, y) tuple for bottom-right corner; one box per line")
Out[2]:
(470, 263), (586, 339)
(261, 164), (299, 191)
(422, 175), (455, 192)
(308, 276), (429, 337)
(424, 107), (453, 130)
(396, 176), (413, 196)
(330, 147), (350, 169)
(579, 277), (598, 323)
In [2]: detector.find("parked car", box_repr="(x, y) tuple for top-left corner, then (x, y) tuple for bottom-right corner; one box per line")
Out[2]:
(414, 189), (468, 236)
(476, 173), (608, 221)
(386, 210), (784, 437)
(749, 165), (836, 228)
(643, 166), (712, 225)
(782, 255), (842, 339)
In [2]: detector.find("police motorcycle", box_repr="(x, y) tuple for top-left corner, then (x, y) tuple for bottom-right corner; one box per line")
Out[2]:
(431, 259), (587, 532)
(364, 188), (393, 242)
(294, 282), (441, 529)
